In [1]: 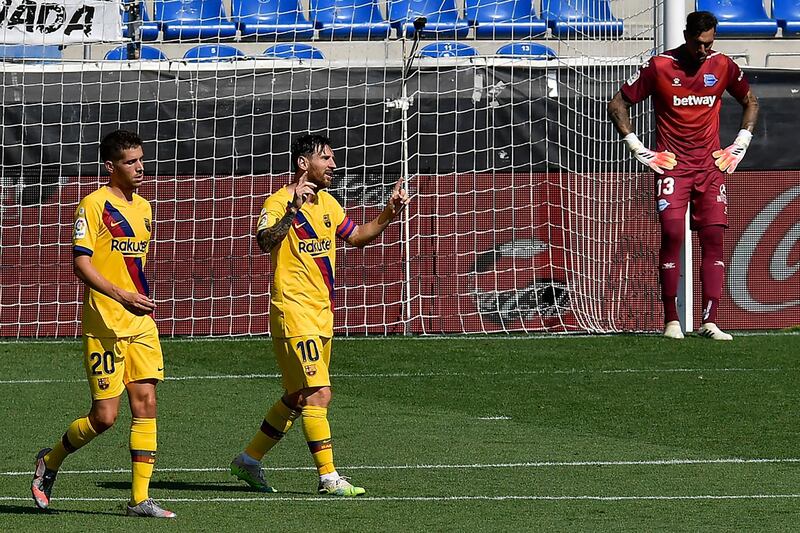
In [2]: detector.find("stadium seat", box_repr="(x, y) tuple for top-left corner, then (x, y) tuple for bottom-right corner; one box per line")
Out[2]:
(696, 0), (778, 37)
(105, 45), (168, 61)
(540, 0), (623, 37)
(419, 41), (478, 56)
(496, 41), (557, 58)
(310, 0), (392, 40)
(122, 1), (160, 41)
(772, 0), (800, 37)
(263, 43), (326, 59)
(155, 0), (238, 40)
(465, 0), (548, 39)
(183, 45), (246, 62)
(231, 0), (315, 41)
(388, 0), (470, 38)
(0, 45), (62, 61)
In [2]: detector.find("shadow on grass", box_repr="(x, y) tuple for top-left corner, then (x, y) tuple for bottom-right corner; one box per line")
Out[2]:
(0, 504), (120, 517)
(96, 480), (311, 495)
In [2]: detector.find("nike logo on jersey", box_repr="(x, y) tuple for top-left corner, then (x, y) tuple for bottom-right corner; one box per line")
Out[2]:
(293, 220), (306, 229)
(673, 94), (717, 107)
(110, 220), (124, 228)
(157, 367), (164, 372)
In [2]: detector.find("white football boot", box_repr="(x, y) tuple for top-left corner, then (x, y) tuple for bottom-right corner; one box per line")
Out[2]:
(663, 320), (684, 339)
(697, 322), (733, 341)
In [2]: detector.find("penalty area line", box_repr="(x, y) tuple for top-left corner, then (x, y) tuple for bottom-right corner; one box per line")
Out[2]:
(2, 494), (800, 503)
(3, 457), (800, 477)
(1, 367), (797, 385)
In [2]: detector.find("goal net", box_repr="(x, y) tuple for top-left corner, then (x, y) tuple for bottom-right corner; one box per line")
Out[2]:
(0, 0), (665, 337)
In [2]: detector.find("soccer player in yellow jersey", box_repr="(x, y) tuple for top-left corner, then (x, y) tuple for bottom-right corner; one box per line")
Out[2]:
(231, 133), (410, 496)
(31, 130), (175, 518)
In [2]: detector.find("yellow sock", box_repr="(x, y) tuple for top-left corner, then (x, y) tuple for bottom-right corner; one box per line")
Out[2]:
(245, 399), (300, 461)
(44, 416), (98, 470)
(130, 417), (157, 505)
(302, 406), (335, 476)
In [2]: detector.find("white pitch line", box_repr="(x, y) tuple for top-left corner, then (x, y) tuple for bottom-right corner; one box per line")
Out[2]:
(3, 457), (800, 477)
(2, 494), (800, 503)
(0, 367), (795, 385)
(2, 330), (796, 346)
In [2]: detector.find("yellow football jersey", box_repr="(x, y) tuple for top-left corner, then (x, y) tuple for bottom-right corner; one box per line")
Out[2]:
(256, 187), (355, 339)
(73, 186), (155, 338)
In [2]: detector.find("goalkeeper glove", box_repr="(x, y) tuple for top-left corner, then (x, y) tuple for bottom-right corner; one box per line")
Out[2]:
(712, 129), (752, 174)
(623, 133), (677, 174)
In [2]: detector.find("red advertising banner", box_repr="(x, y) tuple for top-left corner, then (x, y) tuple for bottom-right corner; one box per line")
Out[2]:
(1, 171), (797, 337)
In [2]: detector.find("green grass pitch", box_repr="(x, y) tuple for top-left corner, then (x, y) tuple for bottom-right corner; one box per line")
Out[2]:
(2, 334), (800, 531)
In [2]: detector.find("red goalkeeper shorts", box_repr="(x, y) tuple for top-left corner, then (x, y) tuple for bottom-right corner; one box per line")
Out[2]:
(654, 167), (728, 231)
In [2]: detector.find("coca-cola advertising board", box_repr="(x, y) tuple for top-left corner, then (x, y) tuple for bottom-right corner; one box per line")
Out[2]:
(693, 171), (800, 329)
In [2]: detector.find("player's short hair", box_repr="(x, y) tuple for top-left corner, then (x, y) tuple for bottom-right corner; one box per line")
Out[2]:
(100, 129), (143, 162)
(685, 11), (718, 37)
(291, 134), (331, 172)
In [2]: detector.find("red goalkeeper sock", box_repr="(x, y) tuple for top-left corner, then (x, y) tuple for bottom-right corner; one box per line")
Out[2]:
(699, 225), (725, 324)
(659, 219), (684, 323)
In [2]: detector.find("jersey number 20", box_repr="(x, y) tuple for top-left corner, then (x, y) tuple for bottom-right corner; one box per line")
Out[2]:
(90, 350), (116, 375)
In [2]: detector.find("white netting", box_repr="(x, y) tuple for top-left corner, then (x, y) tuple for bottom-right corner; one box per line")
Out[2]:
(1, 0), (666, 337)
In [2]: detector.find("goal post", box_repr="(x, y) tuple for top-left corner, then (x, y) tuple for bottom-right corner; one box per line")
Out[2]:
(0, 0), (671, 337)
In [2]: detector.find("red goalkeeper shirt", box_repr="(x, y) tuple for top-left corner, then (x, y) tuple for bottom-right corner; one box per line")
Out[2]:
(621, 45), (750, 171)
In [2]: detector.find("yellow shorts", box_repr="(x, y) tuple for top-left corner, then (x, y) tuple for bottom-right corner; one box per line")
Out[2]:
(83, 326), (164, 400)
(273, 335), (332, 394)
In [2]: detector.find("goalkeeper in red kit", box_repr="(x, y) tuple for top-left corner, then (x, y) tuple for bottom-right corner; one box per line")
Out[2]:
(608, 10), (759, 340)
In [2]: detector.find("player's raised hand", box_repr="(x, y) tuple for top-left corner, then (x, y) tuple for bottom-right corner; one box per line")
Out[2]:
(713, 129), (752, 174)
(291, 172), (317, 209)
(386, 175), (411, 216)
(623, 133), (677, 174)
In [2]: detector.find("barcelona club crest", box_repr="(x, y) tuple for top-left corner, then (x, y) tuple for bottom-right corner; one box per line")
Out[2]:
(304, 365), (317, 376)
(98, 378), (110, 390)
(144, 218), (152, 232)
(323, 214), (331, 228)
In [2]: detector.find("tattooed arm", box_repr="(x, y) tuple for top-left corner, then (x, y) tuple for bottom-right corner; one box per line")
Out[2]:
(257, 207), (297, 253)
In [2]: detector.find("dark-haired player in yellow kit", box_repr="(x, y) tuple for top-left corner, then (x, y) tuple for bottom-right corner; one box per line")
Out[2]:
(230, 134), (410, 496)
(31, 130), (175, 518)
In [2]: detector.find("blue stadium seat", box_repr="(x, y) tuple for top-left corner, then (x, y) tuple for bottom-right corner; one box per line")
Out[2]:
(311, 0), (392, 40)
(263, 43), (326, 59)
(496, 41), (556, 58)
(105, 45), (168, 60)
(155, 0), (238, 40)
(696, 0), (778, 37)
(465, 0), (548, 39)
(541, 0), (623, 37)
(0, 45), (62, 61)
(122, 1), (160, 41)
(772, 0), (800, 36)
(419, 41), (478, 56)
(183, 44), (246, 62)
(231, 0), (315, 40)
(388, 0), (470, 38)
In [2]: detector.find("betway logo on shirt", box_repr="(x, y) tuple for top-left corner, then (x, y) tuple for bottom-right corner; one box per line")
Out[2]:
(111, 239), (149, 255)
(298, 239), (332, 256)
(673, 94), (717, 107)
